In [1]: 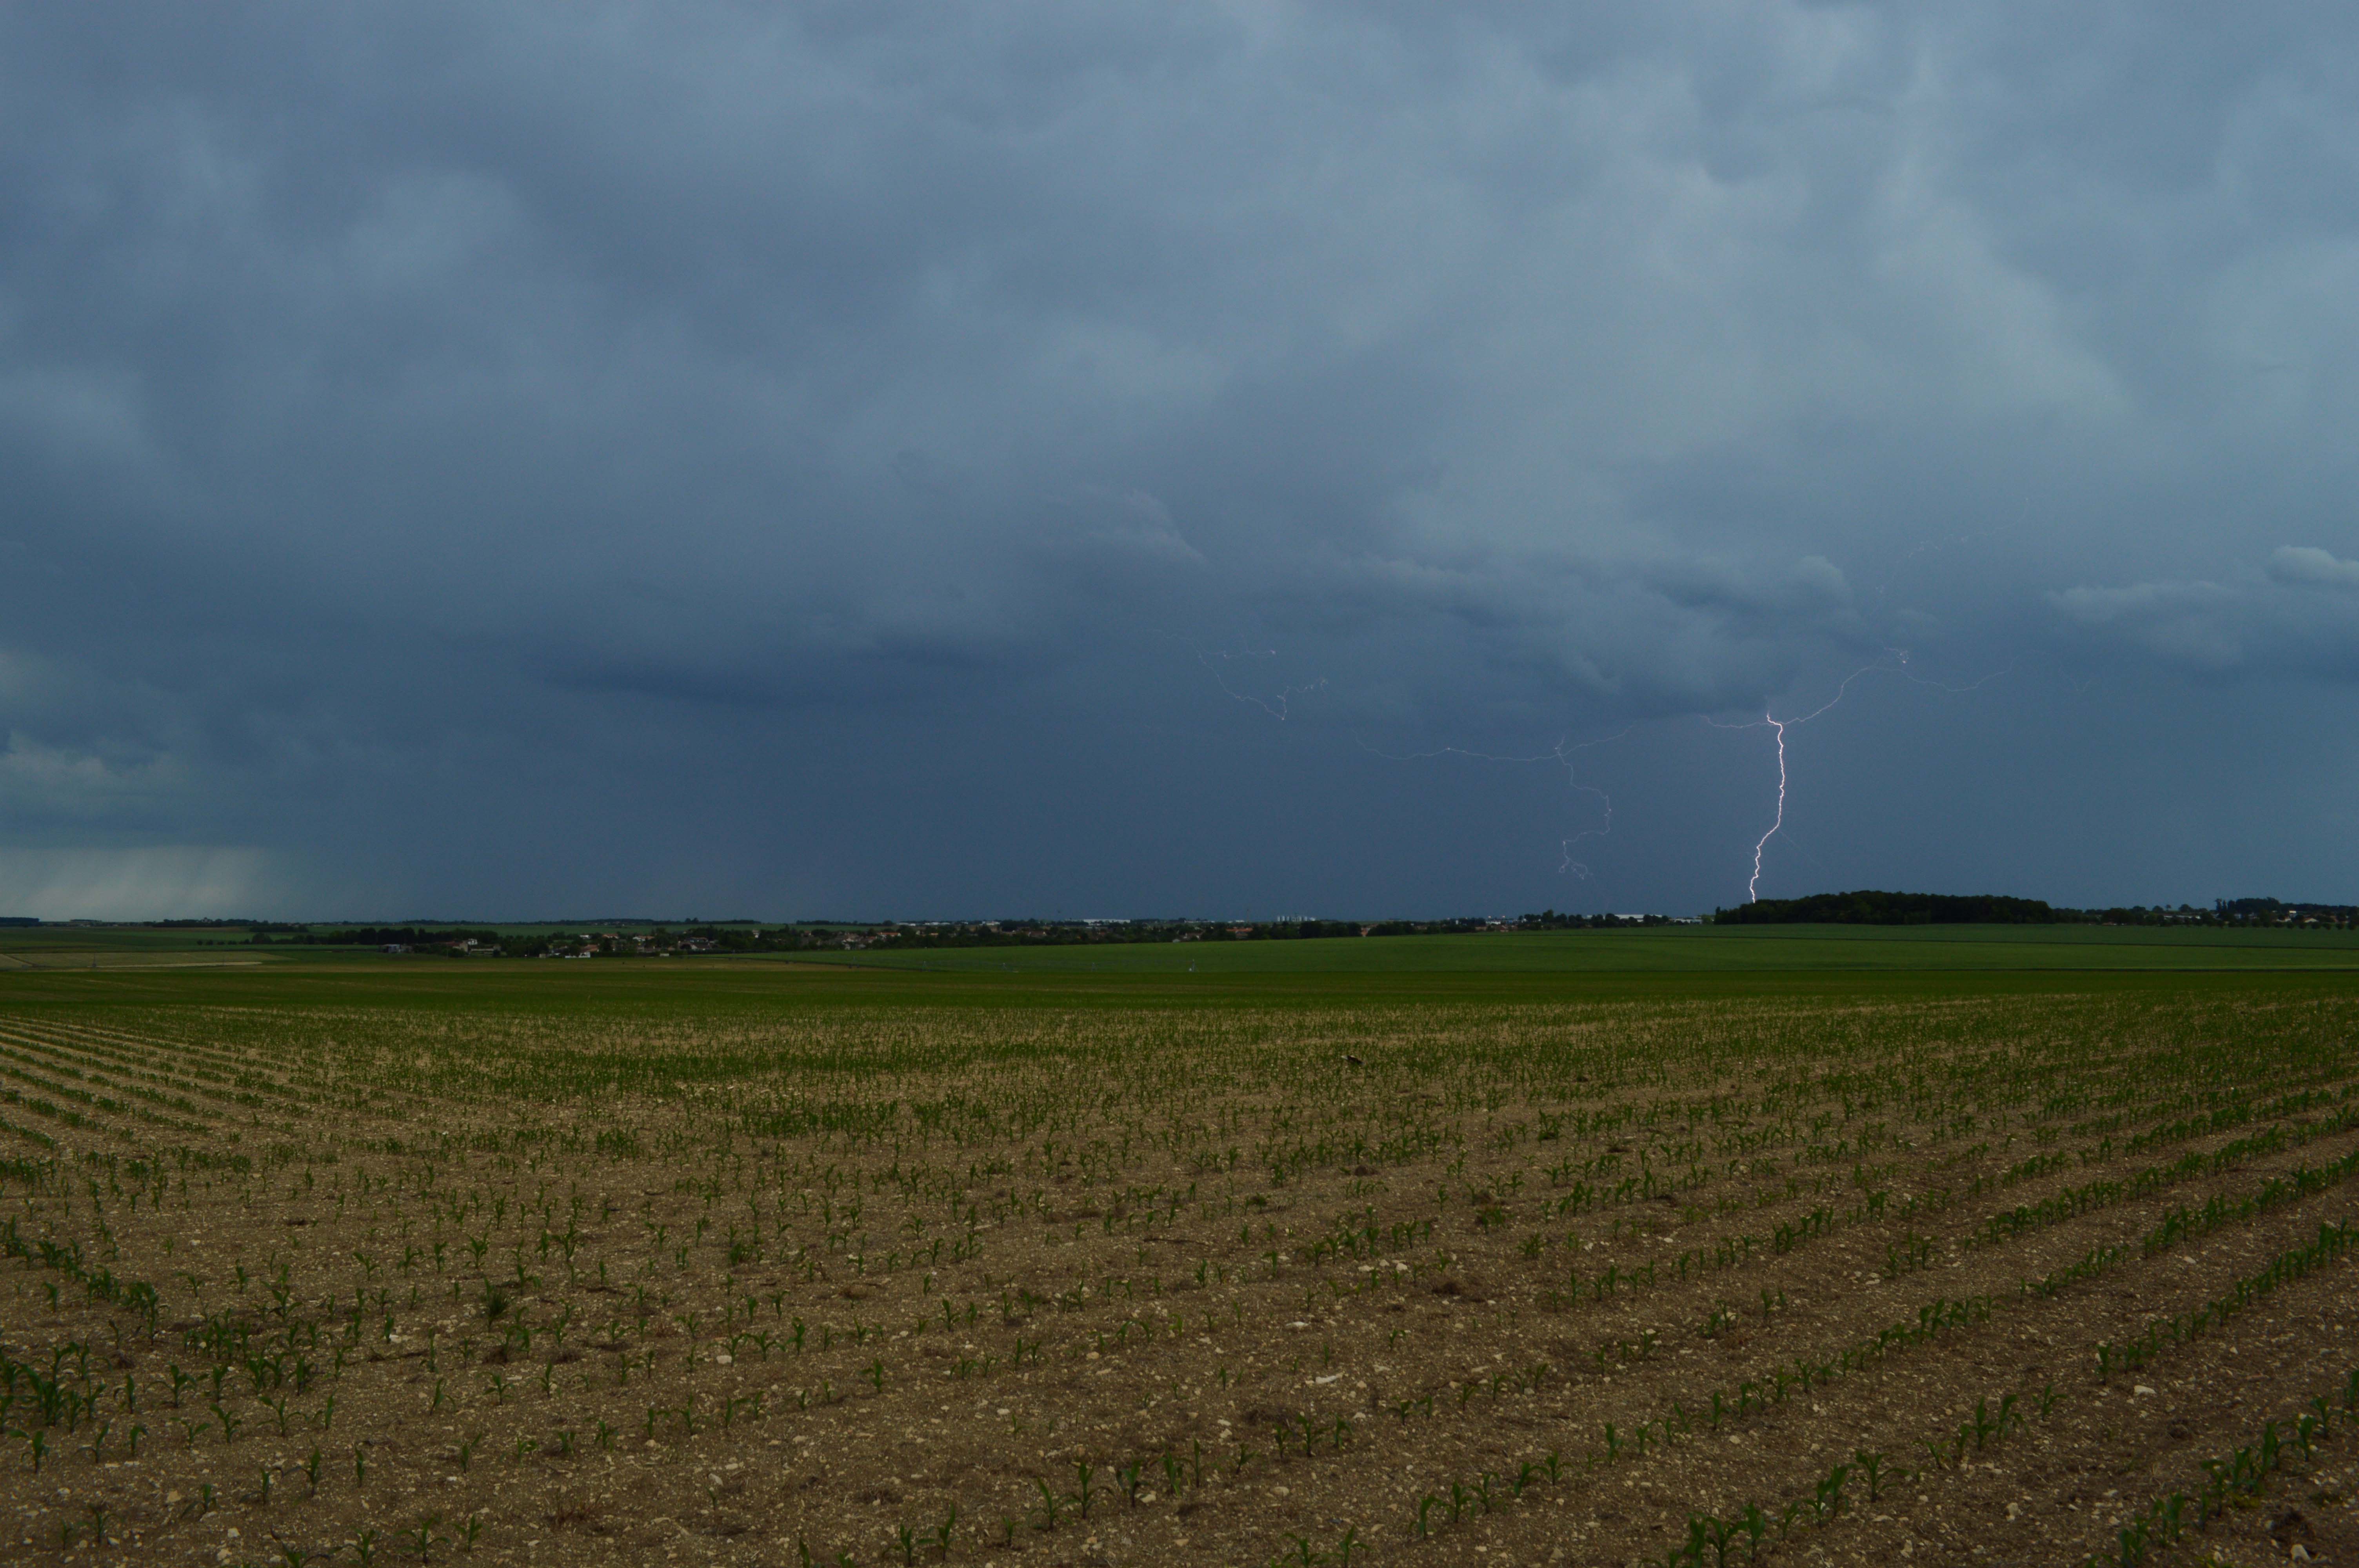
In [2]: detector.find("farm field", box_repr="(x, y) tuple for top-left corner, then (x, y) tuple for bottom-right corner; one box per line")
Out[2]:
(1, 940), (2357, 1566)
(820, 922), (2359, 978)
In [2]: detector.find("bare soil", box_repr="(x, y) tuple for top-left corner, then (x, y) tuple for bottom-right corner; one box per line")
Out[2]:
(0, 992), (2355, 1566)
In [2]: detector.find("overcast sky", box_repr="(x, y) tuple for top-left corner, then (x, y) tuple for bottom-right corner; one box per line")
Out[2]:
(5, 4), (2359, 921)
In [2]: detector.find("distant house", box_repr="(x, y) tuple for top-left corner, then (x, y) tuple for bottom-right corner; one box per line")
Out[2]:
(382, 944), (408, 955)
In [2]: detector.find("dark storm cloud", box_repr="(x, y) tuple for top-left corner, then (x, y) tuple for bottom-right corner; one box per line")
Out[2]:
(5, 3), (2359, 917)
(2055, 546), (2359, 675)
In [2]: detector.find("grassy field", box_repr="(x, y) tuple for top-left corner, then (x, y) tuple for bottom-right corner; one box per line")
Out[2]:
(819, 922), (2359, 977)
(2, 930), (2357, 1566)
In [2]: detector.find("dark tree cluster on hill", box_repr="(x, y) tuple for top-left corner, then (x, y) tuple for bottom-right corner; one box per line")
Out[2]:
(1510, 909), (1681, 930)
(1716, 891), (2359, 928)
(1715, 890), (2062, 925)
(302, 926), (501, 948)
(2208, 898), (2358, 928)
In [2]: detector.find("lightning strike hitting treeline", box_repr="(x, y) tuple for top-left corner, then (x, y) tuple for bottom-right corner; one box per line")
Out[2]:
(1719, 652), (2014, 902)
(1201, 644), (2012, 903)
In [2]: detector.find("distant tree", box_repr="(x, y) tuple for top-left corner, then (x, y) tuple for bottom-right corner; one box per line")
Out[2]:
(1716, 891), (2057, 926)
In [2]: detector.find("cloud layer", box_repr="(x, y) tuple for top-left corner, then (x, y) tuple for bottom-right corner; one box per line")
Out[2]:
(5, 4), (2359, 916)
(2055, 546), (2359, 673)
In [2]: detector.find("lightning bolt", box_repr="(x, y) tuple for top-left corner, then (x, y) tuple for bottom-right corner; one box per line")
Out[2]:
(1736, 668), (1870, 900)
(1358, 730), (1628, 877)
(1199, 648), (1327, 720)
(1558, 779), (1614, 880)
(1723, 652), (2012, 902)
(1748, 711), (1788, 904)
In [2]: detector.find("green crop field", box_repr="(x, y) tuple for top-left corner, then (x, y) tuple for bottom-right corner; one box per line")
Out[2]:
(819, 922), (2359, 978)
(2, 928), (2357, 1566)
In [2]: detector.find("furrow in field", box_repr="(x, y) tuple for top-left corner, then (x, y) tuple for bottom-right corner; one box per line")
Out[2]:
(0, 1042), (213, 1132)
(0, 1024), (244, 1108)
(41, 1017), (325, 1101)
(0, 1064), (150, 1145)
(2, 1021), (307, 1113)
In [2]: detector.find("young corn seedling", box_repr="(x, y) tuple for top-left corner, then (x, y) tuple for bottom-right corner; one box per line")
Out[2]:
(925, 1506), (957, 1560)
(1674, 1512), (1728, 1568)
(1809, 1461), (1850, 1524)
(1733, 1503), (1770, 1560)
